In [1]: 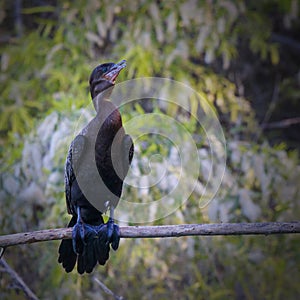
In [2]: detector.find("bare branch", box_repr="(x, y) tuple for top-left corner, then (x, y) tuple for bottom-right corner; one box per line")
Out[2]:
(0, 258), (39, 300)
(0, 228), (72, 248)
(94, 277), (124, 300)
(0, 222), (299, 248)
(261, 117), (300, 130)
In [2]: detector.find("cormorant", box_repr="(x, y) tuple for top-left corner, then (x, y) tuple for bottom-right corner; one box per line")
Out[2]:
(58, 60), (134, 274)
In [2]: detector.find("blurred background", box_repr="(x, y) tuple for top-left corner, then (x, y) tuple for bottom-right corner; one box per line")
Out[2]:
(0, 0), (299, 299)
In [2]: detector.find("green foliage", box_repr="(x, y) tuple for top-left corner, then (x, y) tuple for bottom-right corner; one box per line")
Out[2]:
(0, 0), (285, 156)
(0, 0), (299, 299)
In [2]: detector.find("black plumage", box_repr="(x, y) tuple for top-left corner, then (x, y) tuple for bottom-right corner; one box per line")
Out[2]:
(58, 60), (133, 274)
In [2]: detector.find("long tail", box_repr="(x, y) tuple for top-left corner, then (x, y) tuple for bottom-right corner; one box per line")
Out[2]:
(58, 217), (111, 274)
(58, 216), (77, 273)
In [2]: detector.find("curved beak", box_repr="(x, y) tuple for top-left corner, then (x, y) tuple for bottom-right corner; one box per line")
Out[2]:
(104, 60), (127, 83)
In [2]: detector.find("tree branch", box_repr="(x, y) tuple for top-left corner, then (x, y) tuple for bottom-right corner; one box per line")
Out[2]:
(0, 258), (39, 300)
(94, 277), (124, 300)
(261, 117), (300, 130)
(0, 222), (299, 248)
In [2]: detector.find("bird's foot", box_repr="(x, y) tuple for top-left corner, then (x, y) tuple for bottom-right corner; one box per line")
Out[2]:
(106, 218), (120, 251)
(72, 220), (85, 255)
(72, 219), (119, 253)
(72, 221), (99, 255)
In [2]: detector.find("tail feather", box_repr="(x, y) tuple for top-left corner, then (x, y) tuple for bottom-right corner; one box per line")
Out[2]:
(58, 216), (77, 273)
(95, 233), (110, 265)
(84, 234), (97, 273)
(77, 254), (85, 274)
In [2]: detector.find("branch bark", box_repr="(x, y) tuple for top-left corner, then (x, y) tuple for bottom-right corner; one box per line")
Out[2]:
(0, 222), (299, 248)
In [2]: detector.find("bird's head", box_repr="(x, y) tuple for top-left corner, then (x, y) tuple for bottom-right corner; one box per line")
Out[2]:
(89, 60), (126, 99)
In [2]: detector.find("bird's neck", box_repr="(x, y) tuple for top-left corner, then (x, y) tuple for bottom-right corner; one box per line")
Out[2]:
(93, 95), (118, 120)
(93, 95), (106, 114)
(92, 90), (114, 114)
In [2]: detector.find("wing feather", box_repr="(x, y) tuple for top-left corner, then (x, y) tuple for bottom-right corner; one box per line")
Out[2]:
(121, 134), (134, 179)
(65, 135), (86, 214)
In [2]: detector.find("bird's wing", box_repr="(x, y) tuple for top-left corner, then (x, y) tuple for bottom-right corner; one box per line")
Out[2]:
(121, 134), (134, 179)
(65, 134), (87, 214)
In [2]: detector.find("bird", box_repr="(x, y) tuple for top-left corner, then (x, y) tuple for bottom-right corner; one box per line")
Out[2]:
(58, 60), (134, 274)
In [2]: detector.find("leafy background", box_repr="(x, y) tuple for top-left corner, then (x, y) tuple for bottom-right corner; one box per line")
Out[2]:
(0, 0), (299, 299)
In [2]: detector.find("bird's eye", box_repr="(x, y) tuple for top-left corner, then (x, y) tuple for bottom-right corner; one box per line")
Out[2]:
(102, 67), (108, 73)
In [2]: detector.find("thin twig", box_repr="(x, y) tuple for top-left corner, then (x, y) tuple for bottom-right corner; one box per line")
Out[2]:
(255, 76), (280, 142)
(263, 76), (280, 125)
(261, 117), (300, 130)
(0, 258), (39, 300)
(94, 277), (124, 300)
(0, 222), (299, 248)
